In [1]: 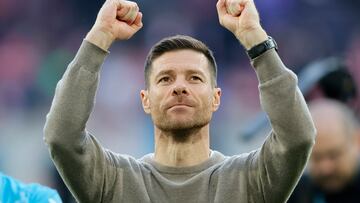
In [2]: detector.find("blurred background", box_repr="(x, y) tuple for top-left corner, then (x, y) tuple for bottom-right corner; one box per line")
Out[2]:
(1, 0), (360, 201)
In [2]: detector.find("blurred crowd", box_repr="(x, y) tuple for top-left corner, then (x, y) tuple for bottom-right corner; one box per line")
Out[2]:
(1, 0), (360, 202)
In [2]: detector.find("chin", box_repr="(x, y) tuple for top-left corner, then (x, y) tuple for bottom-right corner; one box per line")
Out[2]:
(161, 120), (198, 131)
(152, 110), (212, 132)
(156, 117), (210, 132)
(318, 181), (345, 193)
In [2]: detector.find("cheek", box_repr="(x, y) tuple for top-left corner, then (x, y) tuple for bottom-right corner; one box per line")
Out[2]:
(194, 85), (212, 97)
(309, 161), (320, 174)
(149, 95), (160, 110)
(339, 153), (355, 172)
(149, 89), (168, 110)
(192, 89), (210, 106)
(199, 93), (215, 111)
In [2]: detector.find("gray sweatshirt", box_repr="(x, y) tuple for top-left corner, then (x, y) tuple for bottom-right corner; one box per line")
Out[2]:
(44, 40), (316, 203)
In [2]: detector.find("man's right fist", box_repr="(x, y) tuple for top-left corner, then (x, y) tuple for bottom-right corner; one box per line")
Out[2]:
(85, 0), (143, 50)
(216, 0), (267, 50)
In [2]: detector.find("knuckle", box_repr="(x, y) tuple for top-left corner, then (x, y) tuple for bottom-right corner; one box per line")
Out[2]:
(130, 1), (137, 7)
(219, 19), (224, 25)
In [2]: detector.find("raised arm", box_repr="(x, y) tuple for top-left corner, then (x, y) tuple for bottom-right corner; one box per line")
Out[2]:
(43, 0), (143, 201)
(217, 0), (316, 202)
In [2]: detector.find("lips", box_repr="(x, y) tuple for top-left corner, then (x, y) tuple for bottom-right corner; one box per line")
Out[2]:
(163, 96), (196, 110)
(164, 99), (195, 110)
(168, 103), (192, 109)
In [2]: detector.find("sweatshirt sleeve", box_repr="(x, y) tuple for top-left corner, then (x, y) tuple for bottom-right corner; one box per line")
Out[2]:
(247, 49), (316, 202)
(43, 40), (119, 202)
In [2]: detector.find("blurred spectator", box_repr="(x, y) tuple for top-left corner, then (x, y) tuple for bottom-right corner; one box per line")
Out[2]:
(0, 171), (62, 202)
(346, 30), (360, 112)
(288, 99), (360, 203)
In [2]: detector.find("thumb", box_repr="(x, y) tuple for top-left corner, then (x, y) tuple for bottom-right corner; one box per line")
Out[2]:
(131, 12), (143, 30)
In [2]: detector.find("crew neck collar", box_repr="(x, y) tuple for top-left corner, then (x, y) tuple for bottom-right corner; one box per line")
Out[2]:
(141, 150), (226, 174)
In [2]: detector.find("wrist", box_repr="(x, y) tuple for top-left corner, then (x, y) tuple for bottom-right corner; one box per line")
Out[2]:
(85, 28), (115, 51)
(247, 36), (278, 59)
(236, 28), (268, 50)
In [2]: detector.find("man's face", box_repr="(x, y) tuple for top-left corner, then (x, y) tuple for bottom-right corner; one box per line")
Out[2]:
(309, 121), (358, 192)
(140, 49), (221, 132)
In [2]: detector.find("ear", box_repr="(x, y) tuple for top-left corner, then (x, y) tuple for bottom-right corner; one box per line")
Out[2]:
(140, 90), (151, 114)
(212, 87), (221, 112)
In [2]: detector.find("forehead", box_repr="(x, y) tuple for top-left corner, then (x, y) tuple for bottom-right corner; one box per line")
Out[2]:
(151, 49), (209, 76)
(312, 122), (348, 153)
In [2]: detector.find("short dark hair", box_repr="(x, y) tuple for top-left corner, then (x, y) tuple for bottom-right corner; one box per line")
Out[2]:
(144, 35), (217, 88)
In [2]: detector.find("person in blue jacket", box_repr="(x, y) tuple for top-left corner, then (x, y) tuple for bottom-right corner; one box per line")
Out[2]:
(0, 172), (62, 203)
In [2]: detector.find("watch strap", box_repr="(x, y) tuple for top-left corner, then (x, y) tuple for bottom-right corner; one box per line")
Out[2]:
(247, 36), (278, 59)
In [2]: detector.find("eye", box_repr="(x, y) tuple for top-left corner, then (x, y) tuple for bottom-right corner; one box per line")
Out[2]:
(158, 76), (171, 84)
(190, 75), (202, 82)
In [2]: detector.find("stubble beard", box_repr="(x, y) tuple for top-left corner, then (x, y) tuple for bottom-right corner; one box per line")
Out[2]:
(151, 106), (212, 142)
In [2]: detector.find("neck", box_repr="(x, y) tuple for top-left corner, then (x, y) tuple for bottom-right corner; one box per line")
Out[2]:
(153, 125), (210, 167)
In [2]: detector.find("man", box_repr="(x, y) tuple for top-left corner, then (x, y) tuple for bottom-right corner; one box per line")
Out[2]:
(288, 99), (360, 203)
(0, 171), (62, 203)
(44, 0), (316, 202)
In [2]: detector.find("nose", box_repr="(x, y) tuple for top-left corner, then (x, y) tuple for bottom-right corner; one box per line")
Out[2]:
(172, 84), (189, 96)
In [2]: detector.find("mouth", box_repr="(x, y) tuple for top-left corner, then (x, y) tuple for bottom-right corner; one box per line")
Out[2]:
(164, 98), (195, 110)
(168, 104), (192, 109)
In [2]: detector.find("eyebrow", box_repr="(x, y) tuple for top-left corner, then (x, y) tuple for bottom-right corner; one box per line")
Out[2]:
(155, 70), (174, 78)
(186, 70), (206, 78)
(154, 69), (206, 80)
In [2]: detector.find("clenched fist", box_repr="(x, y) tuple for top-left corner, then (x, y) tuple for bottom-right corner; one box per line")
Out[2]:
(216, 0), (268, 50)
(85, 0), (143, 50)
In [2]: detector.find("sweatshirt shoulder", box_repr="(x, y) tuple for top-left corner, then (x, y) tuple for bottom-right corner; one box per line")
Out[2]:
(219, 150), (259, 171)
(104, 150), (149, 172)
